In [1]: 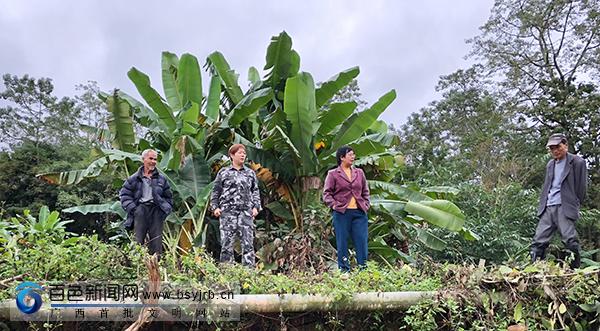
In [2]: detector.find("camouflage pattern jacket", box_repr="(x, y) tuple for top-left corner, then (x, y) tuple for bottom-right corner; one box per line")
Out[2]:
(210, 165), (261, 213)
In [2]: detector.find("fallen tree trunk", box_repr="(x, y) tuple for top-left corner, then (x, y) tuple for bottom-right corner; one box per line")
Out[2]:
(231, 291), (435, 313)
(0, 290), (436, 320)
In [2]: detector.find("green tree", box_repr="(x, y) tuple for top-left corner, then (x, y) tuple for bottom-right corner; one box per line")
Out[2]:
(469, 0), (600, 103)
(0, 142), (60, 215)
(468, 0), (600, 206)
(0, 74), (80, 149)
(399, 66), (547, 189)
(73, 81), (113, 146)
(0, 75), (120, 234)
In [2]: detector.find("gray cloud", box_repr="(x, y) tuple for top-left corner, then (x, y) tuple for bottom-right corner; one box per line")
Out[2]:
(0, 0), (493, 127)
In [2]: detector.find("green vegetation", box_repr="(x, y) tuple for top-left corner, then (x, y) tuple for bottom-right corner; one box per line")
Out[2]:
(1, 216), (598, 329)
(1, 0), (599, 329)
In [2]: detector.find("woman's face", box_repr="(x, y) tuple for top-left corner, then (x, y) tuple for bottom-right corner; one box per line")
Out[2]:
(231, 148), (246, 165)
(340, 150), (355, 167)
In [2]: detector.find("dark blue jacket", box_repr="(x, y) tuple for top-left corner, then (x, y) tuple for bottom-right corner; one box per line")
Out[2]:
(120, 166), (173, 229)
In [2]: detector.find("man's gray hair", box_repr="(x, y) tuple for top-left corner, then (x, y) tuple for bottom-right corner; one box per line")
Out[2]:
(141, 149), (156, 159)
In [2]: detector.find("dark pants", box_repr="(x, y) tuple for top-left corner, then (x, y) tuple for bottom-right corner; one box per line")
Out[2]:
(205, 217), (222, 261)
(134, 203), (165, 257)
(531, 205), (580, 265)
(333, 209), (368, 272)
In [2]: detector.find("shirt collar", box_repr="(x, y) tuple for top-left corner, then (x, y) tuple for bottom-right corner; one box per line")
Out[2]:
(226, 165), (247, 172)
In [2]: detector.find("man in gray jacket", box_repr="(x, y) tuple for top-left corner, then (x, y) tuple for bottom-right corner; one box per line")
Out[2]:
(531, 134), (587, 268)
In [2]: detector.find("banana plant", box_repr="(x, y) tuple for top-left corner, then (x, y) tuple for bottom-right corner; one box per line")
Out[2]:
(39, 52), (228, 252)
(212, 31), (400, 232)
(36, 31), (477, 264)
(207, 32), (477, 263)
(368, 181), (479, 263)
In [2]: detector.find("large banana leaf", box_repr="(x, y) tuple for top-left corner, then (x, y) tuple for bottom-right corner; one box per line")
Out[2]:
(127, 67), (176, 133)
(180, 102), (200, 135)
(263, 107), (287, 131)
(106, 92), (136, 153)
(404, 200), (465, 232)
(180, 184), (214, 221)
(359, 132), (400, 147)
(264, 31), (300, 90)
(228, 88), (273, 126)
(315, 67), (360, 108)
(370, 198), (407, 215)
(63, 201), (126, 219)
(283, 72), (318, 172)
(162, 154), (211, 201)
(245, 146), (294, 181)
(369, 237), (413, 263)
(205, 75), (221, 120)
(354, 153), (400, 173)
(178, 53), (203, 107)
(318, 132), (400, 166)
(205, 51), (243, 105)
(80, 123), (110, 143)
(423, 186), (461, 199)
(369, 120), (388, 134)
(248, 66), (260, 85)
(371, 201), (449, 251)
(329, 90), (396, 153)
(37, 149), (141, 185)
(319, 140), (389, 167)
(348, 138), (386, 157)
(415, 228), (446, 251)
(160, 138), (184, 171)
(161, 51), (182, 111)
(317, 101), (357, 135)
(351, 133), (400, 155)
(369, 181), (432, 202)
(115, 91), (165, 133)
(262, 126), (301, 161)
(265, 201), (294, 220)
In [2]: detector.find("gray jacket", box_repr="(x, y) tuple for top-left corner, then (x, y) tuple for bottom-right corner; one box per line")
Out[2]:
(538, 152), (587, 220)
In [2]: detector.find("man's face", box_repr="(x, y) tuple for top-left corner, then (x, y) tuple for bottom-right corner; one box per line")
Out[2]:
(548, 143), (568, 160)
(143, 151), (158, 171)
(231, 148), (246, 165)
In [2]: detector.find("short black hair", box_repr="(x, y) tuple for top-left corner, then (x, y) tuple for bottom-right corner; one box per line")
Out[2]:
(335, 146), (354, 166)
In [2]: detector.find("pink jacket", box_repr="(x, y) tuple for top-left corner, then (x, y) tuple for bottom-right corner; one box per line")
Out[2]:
(323, 166), (370, 213)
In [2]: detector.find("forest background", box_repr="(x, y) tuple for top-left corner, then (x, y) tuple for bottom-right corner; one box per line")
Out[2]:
(1, 0), (599, 329)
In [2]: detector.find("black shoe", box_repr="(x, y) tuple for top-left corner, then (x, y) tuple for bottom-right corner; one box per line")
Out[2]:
(569, 251), (581, 269)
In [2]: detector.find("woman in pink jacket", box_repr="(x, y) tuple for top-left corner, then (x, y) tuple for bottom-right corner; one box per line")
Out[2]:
(322, 146), (370, 272)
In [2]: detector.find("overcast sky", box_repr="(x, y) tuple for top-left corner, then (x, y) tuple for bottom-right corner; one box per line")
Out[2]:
(0, 0), (494, 127)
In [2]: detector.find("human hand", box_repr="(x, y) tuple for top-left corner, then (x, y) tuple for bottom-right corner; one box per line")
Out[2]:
(213, 208), (222, 217)
(251, 208), (258, 218)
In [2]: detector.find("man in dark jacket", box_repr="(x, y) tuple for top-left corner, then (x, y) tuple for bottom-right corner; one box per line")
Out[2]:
(531, 134), (588, 268)
(120, 149), (173, 258)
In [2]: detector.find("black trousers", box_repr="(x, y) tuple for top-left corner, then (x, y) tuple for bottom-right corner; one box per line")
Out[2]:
(134, 202), (165, 257)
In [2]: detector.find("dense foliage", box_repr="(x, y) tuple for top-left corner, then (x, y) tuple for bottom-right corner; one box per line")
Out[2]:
(1, 218), (598, 329)
(1, 0), (599, 329)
